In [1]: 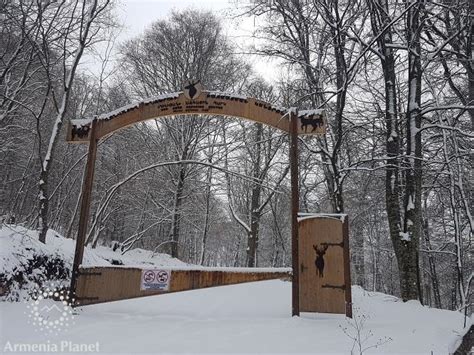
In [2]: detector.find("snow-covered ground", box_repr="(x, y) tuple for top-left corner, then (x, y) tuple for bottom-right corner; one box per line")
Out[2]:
(0, 225), (471, 354)
(0, 281), (470, 354)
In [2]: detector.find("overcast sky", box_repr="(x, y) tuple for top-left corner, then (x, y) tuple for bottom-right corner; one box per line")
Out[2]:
(116, 0), (233, 39)
(81, 0), (280, 85)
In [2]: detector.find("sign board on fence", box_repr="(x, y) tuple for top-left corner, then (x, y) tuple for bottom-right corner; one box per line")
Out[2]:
(140, 269), (171, 291)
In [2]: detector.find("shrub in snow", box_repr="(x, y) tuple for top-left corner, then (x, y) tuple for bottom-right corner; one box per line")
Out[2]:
(0, 224), (189, 300)
(339, 306), (392, 354)
(0, 225), (73, 301)
(0, 254), (70, 301)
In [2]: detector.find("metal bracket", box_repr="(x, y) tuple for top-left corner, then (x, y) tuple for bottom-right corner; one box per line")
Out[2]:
(73, 296), (99, 307)
(321, 241), (344, 248)
(78, 270), (102, 276)
(322, 283), (346, 290)
(75, 296), (99, 301)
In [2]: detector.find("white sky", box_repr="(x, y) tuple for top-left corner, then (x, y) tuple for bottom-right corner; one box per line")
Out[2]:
(81, 0), (281, 84)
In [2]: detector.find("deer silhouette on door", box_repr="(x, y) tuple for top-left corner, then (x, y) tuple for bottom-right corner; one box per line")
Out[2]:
(313, 243), (329, 278)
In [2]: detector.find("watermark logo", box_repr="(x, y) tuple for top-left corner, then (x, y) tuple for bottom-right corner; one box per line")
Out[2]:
(25, 283), (75, 335)
(3, 288), (99, 353)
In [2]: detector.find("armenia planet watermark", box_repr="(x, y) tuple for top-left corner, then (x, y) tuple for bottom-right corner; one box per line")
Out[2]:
(3, 340), (100, 353)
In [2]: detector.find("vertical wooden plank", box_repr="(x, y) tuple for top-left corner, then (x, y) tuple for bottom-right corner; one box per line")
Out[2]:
(343, 217), (353, 318)
(70, 119), (98, 297)
(289, 109), (300, 316)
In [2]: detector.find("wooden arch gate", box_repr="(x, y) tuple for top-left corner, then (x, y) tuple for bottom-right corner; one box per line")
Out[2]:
(66, 85), (345, 316)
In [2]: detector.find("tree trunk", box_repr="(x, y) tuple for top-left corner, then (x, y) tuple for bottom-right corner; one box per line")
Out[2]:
(38, 169), (49, 243)
(38, 0), (105, 243)
(199, 164), (213, 265)
(170, 164), (186, 259)
(370, 0), (403, 298)
(422, 209), (442, 308)
(467, 12), (474, 129)
(400, 0), (423, 301)
(328, 0), (347, 214)
(246, 123), (263, 267)
(370, 0), (423, 302)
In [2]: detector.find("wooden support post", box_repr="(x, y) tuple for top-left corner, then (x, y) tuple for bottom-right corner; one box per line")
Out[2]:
(70, 119), (98, 297)
(289, 109), (300, 316)
(343, 217), (353, 318)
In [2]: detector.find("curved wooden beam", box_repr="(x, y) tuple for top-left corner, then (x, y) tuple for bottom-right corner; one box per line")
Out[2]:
(67, 91), (325, 143)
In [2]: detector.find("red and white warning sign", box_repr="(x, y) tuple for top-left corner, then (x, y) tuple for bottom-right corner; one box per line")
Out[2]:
(140, 269), (171, 291)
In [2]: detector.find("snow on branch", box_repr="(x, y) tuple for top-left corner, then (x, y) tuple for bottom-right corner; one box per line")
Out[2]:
(421, 105), (474, 116)
(419, 123), (474, 138)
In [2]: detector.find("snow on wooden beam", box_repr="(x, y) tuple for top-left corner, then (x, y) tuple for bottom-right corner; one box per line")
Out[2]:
(66, 91), (326, 143)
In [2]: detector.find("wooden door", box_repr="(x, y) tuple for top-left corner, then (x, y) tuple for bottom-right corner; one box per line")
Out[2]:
(298, 215), (351, 316)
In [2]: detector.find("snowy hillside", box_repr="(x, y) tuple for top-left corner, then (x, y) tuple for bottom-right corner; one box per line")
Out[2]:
(0, 224), (471, 354)
(0, 224), (187, 300)
(0, 224), (188, 270)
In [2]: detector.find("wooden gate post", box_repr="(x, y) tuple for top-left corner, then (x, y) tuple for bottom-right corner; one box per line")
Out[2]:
(70, 119), (99, 297)
(343, 217), (352, 318)
(289, 109), (300, 316)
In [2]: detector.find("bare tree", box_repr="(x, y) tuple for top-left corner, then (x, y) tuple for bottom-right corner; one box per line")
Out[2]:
(116, 9), (250, 259)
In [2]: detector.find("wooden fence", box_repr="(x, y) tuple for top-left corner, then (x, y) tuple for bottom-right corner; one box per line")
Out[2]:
(74, 266), (292, 306)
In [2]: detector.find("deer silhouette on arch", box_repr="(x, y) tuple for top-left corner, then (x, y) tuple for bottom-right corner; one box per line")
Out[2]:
(184, 80), (200, 99)
(301, 116), (324, 133)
